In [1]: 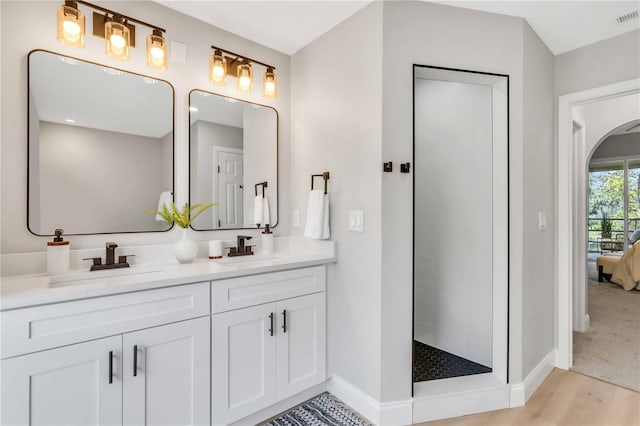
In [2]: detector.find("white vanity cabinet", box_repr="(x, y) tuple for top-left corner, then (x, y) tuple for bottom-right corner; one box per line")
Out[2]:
(1, 283), (211, 426)
(1, 335), (123, 426)
(211, 267), (326, 425)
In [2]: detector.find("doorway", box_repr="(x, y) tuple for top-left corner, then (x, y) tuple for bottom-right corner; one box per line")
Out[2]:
(556, 78), (640, 377)
(214, 146), (244, 229)
(412, 65), (509, 409)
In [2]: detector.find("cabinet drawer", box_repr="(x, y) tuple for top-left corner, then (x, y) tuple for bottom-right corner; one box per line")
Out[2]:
(1, 283), (210, 359)
(211, 266), (325, 313)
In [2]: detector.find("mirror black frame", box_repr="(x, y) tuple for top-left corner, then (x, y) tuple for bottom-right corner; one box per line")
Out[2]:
(27, 49), (175, 236)
(188, 88), (279, 231)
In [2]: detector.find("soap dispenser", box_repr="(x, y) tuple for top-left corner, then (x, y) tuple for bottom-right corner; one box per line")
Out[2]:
(47, 228), (70, 275)
(261, 224), (274, 255)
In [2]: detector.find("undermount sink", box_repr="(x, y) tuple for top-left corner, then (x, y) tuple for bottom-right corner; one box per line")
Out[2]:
(49, 266), (164, 287)
(213, 255), (283, 265)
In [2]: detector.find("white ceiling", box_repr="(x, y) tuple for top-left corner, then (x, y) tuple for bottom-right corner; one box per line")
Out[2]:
(30, 52), (173, 138)
(157, 0), (639, 56)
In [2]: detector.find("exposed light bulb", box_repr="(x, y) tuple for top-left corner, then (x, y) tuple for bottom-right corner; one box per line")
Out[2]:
(63, 20), (81, 39)
(239, 75), (251, 91)
(110, 33), (126, 49)
(265, 81), (275, 95)
(150, 46), (164, 60)
(213, 65), (224, 78)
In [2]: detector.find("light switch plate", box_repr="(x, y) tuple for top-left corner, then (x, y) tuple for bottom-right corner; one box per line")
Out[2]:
(538, 211), (547, 231)
(349, 210), (364, 232)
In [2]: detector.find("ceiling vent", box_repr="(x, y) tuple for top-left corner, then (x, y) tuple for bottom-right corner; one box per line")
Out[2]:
(616, 8), (639, 23)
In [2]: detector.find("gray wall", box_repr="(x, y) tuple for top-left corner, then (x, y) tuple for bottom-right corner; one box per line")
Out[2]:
(291, 2), (384, 400)
(380, 1), (527, 401)
(555, 30), (640, 97)
(521, 22), (555, 378)
(592, 132), (640, 160)
(1, 0), (290, 253)
(190, 120), (243, 229)
(37, 122), (169, 234)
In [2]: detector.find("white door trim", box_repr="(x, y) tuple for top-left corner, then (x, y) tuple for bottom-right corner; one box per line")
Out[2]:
(213, 146), (243, 229)
(555, 78), (640, 369)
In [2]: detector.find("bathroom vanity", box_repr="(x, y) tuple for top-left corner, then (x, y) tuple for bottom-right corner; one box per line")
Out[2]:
(0, 246), (334, 426)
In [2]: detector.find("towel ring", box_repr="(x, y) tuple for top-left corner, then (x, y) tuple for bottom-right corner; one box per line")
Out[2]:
(311, 172), (330, 194)
(254, 181), (268, 198)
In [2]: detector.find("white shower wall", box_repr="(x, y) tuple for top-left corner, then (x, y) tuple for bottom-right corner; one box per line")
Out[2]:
(414, 78), (494, 367)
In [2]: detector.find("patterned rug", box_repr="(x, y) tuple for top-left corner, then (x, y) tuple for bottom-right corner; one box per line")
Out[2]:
(265, 392), (371, 426)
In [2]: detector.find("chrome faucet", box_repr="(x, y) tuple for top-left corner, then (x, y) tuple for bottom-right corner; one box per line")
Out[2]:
(227, 235), (254, 257)
(84, 242), (134, 271)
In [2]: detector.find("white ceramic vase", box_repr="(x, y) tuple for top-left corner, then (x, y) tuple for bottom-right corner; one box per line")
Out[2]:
(174, 228), (198, 263)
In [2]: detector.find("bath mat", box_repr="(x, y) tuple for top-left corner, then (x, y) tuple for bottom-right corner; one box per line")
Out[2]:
(265, 392), (371, 426)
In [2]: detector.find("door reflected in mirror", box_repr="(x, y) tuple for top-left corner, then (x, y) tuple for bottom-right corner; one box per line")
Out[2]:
(28, 50), (174, 235)
(189, 90), (278, 230)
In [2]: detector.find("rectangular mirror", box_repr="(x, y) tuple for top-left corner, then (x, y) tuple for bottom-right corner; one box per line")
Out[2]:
(189, 90), (278, 230)
(28, 50), (174, 235)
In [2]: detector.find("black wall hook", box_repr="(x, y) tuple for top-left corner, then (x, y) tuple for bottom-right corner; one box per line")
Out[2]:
(400, 163), (411, 173)
(383, 162), (393, 172)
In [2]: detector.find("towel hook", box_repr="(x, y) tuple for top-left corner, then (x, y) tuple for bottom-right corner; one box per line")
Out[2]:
(311, 172), (330, 194)
(254, 181), (268, 198)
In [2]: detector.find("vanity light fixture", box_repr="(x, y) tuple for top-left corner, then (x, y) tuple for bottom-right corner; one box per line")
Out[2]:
(263, 67), (277, 99)
(209, 49), (227, 85)
(55, 0), (168, 70)
(237, 61), (253, 93)
(104, 15), (130, 61)
(57, 1), (85, 48)
(147, 29), (168, 70)
(209, 45), (277, 99)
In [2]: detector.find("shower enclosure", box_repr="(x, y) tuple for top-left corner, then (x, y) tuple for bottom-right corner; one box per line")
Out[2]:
(413, 66), (509, 393)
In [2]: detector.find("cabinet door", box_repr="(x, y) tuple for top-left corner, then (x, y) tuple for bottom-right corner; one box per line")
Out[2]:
(1, 336), (122, 426)
(212, 303), (277, 425)
(122, 317), (210, 426)
(276, 292), (326, 400)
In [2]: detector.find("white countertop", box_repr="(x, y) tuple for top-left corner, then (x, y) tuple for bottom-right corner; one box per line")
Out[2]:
(0, 238), (336, 311)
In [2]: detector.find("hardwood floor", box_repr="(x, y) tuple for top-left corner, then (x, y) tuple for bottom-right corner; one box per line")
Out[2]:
(417, 369), (640, 426)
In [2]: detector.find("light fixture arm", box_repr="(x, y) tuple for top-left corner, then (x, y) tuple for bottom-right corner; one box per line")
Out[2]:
(74, 0), (165, 33)
(210, 45), (275, 70)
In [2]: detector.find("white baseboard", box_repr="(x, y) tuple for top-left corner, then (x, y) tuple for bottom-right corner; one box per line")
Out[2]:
(412, 374), (510, 423)
(583, 314), (590, 331)
(327, 375), (413, 426)
(510, 350), (556, 407)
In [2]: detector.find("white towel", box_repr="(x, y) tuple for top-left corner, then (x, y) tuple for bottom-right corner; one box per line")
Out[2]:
(155, 191), (172, 221)
(254, 195), (264, 226)
(262, 196), (271, 227)
(304, 190), (330, 239)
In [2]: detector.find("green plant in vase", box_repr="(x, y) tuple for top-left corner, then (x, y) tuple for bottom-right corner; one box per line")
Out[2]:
(155, 202), (216, 228)
(151, 202), (216, 263)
